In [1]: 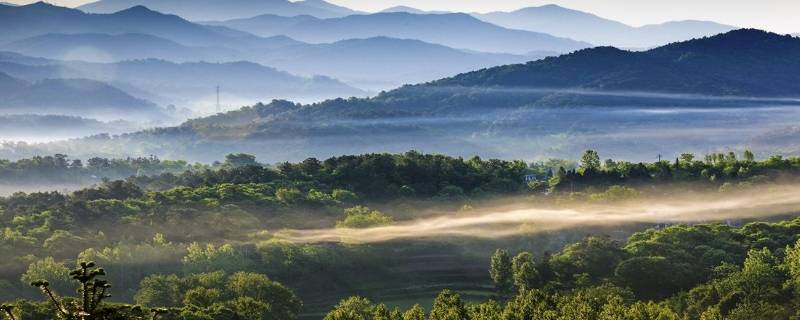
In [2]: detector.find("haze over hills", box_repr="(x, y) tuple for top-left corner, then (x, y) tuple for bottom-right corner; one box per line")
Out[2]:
(379, 6), (428, 14)
(0, 3), (549, 90)
(77, 0), (362, 20)
(0, 52), (366, 111)
(0, 3), (302, 50)
(378, 6), (449, 15)
(0, 114), (141, 141)
(202, 14), (319, 36)
(258, 37), (540, 90)
(0, 71), (167, 121)
(0, 33), (534, 92)
(208, 12), (591, 54)
(0, 33), (243, 63)
(6, 29), (800, 162)
(2, 0), (800, 317)
(475, 4), (736, 48)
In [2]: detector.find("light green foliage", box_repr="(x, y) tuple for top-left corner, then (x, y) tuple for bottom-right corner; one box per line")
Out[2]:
(589, 186), (640, 202)
(226, 272), (301, 320)
(324, 296), (374, 320)
(429, 289), (468, 320)
(275, 188), (304, 204)
(336, 206), (394, 229)
(489, 249), (513, 297)
(183, 243), (252, 274)
(7, 151), (800, 320)
(307, 189), (334, 203)
(622, 224), (745, 299)
(135, 271), (300, 320)
(579, 150), (601, 173)
(679, 247), (791, 319)
(42, 230), (88, 258)
(372, 304), (390, 320)
(466, 300), (502, 320)
(183, 287), (221, 307)
(511, 252), (539, 291)
(135, 274), (182, 307)
(402, 305), (425, 320)
(784, 239), (800, 293)
(20, 257), (71, 293)
(599, 297), (679, 320)
(331, 189), (359, 203)
(28, 261), (117, 320)
(389, 307), (403, 320)
(501, 289), (556, 320)
(226, 297), (270, 320)
(549, 236), (625, 283)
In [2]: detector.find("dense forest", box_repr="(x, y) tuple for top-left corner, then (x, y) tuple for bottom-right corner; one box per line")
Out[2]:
(326, 217), (800, 320)
(0, 150), (799, 319)
(0, 154), (197, 192)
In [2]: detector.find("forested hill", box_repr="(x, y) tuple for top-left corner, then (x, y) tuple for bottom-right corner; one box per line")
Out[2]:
(433, 29), (800, 96)
(7, 29), (800, 163)
(221, 29), (800, 121)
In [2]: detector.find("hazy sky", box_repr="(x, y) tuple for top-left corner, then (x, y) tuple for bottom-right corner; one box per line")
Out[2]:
(6, 0), (799, 33)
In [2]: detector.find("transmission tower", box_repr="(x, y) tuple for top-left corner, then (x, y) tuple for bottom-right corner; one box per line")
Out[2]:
(215, 85), (221, 113)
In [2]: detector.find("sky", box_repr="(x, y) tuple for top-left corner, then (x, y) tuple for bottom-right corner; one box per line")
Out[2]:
(5, 0), (799, 34)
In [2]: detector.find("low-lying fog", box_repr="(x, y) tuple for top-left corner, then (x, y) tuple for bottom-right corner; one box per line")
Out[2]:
(3, 92), (800, 163)
(277, 185), (800, 244)
(234, 103), (800, 164)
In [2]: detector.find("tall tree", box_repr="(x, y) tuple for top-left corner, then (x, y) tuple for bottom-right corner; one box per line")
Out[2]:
(580, 150), (601, 174)
(429, 290), (467, 320)
(489, 249), (513, 298)
(511, 252), (539, 291)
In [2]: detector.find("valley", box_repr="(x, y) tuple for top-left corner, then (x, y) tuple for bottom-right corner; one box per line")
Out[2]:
(1, 1), (799, 320)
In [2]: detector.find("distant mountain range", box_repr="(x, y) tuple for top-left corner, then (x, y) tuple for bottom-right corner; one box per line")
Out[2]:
(257, 37), (541, 90)
(0, 114), (140, 141)
(379, 6), (449, 15)
(141, 29), (800, 126)
(0, 33), (535, 91)
(202, 14), (319, 36)
(77, 0), (362, 20)
(205, 12), (590, 54)
(474, 5), (736, 48)
(0, 2), (299, 50)
(6, 29), (799, 163)
(379, 6), (428, 14)
(0, 3), (551, 89)
(434, 29), (800, 96)
(0, 71), (167, 121)
(1, 33), (244, 62)
(0, 52), (366, 109)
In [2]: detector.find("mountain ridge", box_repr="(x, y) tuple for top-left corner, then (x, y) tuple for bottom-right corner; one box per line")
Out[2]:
(475, 4), (736, 48)
(206, 11), (591, 54)
(78, 0), (359, 20)
(0, 52), (367, 109)
(431, 29), (800, 96)
(0, 2), (303, 50)
(1, 33), (243, 62)
(0, 71), (167, 121)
